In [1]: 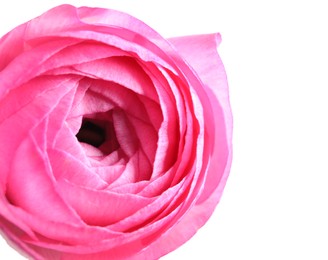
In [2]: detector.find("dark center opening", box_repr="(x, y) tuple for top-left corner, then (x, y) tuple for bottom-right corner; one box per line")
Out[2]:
(75, 114), (120, 155)
(76, 119), (106, 148)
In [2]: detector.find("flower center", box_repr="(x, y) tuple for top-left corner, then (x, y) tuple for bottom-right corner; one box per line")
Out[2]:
(75, 115), (120, 154)
(76, 119), (105, 148)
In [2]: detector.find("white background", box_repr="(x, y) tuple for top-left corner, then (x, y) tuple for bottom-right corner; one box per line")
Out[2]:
(1, 0), (328, 259)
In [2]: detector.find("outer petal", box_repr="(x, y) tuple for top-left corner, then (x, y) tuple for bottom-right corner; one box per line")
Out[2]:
(169, 33), (232, 203)
(0, 23), (26, 71)
(131, 34), (233, 258)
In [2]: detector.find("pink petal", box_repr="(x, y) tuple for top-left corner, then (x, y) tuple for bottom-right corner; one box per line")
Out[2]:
(56, 180), (155, 227)
(49, 149), (108, 190)
(128, 34), (233, 258)
(0, 76), (78, 186)
(0, 38), (80, 99)
(6, 137), (82, 224)
(169, 33), (233, 203)
(73, 56), (158, 101)
(41, 42), (127, 71)
(53, 123), (90, 166)
(0, 23), (27, 71)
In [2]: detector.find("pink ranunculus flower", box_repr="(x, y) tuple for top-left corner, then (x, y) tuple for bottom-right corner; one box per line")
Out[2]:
(0, 4), (232, 260)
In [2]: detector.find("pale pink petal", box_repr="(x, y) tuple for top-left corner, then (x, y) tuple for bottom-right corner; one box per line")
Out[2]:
(53, 123), (90, 166)
(49, 149), (108, 189)
(126, 115), (157, 166)
(94, 164), (126, 185)
(47, 85), (78, 144)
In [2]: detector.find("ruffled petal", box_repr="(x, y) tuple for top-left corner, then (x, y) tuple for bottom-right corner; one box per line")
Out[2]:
(169, 33), (232, 203)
